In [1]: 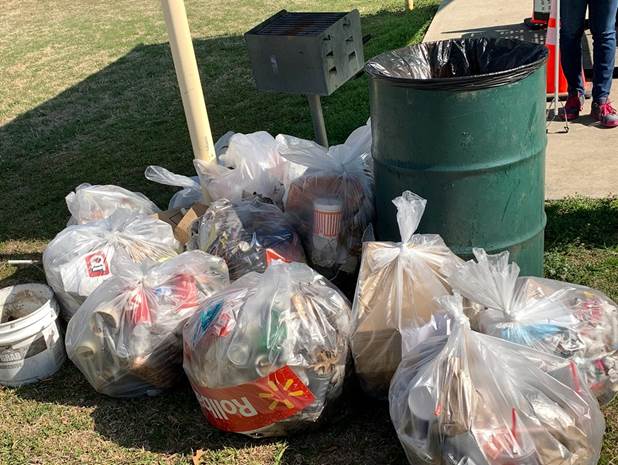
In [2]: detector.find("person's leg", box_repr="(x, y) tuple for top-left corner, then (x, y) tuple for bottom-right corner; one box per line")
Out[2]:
(560, 0), (588, 97)
(589, 0), (618, 126)
(588, 0), (618, 101)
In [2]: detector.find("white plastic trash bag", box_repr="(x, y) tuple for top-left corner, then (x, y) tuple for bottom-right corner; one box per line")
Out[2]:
(43, 211), (180, 321)
(445, 248), (618, 405)
(351, 191), (461, 397)
(145, 166), (202, 210)
(66, 250), (229, 397)
(194, 131), (293, 207)
(390, 293), (605, 465)
(278, 121), (374, 278)
(183, 261), (351, 437)
(66, 183), (159, 225)
(144, 133), (234, 209)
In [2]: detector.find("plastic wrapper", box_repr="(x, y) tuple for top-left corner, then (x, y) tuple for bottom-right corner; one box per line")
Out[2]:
(183, 261), (351, 437)
(365, 38), (548, 91)
(390, 293), (605, 465)
(190, 197), (305, 281)
(65, 250), (229, 397)
(145, 165), (202, 209)
(194, 131), (301, 207)
(351, 191), (462, 397)
(445, 248), (618, 405)
(66, 183), (159, 225)
(277, 121), (373, 278)
(43, 211), (180, 321)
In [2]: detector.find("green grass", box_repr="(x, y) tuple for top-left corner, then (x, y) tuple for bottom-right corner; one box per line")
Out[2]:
(0, 0), (617, 464)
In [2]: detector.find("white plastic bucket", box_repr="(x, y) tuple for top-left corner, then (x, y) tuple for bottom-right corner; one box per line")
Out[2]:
(0, 284), (65, 386)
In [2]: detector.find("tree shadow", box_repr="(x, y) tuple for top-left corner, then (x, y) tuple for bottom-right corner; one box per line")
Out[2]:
(2, 6), (436, 462)
(0, 4), (438, 245)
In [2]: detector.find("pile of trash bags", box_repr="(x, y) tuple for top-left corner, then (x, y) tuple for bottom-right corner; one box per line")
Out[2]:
(390, 294), (605, 465)
(33, 119), (616, 455)
(65, 250), (229, 397)
(183, 261), (351, 437)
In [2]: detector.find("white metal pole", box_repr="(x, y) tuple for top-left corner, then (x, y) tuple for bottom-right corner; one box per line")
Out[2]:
(161, 0), (216, 162)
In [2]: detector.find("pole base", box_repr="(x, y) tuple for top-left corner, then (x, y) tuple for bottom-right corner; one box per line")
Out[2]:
(524, 17), (547, 30)
(545, 81), (592, 101)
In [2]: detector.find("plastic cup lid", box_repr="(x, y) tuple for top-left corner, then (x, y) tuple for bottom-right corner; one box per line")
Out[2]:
(313, 198), (343, 212)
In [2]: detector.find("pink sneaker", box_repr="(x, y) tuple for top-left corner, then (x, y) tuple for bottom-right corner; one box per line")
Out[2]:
(564, 94), (584, 121)
(591, 100), (618, 128)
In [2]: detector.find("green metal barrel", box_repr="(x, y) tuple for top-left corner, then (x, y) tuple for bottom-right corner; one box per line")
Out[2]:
(366, 38), (548, 276)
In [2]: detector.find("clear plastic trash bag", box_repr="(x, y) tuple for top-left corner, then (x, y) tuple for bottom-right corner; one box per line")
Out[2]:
(189, 197), (305, 281)
(445, 248), (618, 405)
(143, 135), (232, 210)
(351, 191), (462, 397)
(66, 183), (159, 225)
(183, 261), (351, 437)
(390, 293), (605, 465)
(65, 250), (229, 397)
(277, 121), (374, 278)
(144, 166), (202, 210)
(43, 211), (180, 321)
(194, 131), (298, 207)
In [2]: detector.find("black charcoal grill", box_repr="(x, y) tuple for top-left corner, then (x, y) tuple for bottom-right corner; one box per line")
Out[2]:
(245, 10), (364, 146)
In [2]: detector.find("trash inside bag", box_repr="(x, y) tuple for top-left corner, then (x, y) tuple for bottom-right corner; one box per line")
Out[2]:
(66, 250), (229, 397)
(445, 248), (618, 405)
(365, 38), (548, 90)
(190, 197), (305, 281)
(351, 191), (461, 397)
(194, 131), (300, 207)
(183, 261), (351, 437)
(145, 166), (202, 210)
(43, 211), (180, 321)
(277, 121), (373, 278)
(390, 293), (605, 465)
(66, 183), (159, 225)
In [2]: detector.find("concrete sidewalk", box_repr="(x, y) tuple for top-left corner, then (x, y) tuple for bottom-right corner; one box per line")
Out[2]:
(423, 0), (617, 199)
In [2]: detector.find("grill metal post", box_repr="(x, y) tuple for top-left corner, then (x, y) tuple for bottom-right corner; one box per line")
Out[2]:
(307, 94), (328, 147)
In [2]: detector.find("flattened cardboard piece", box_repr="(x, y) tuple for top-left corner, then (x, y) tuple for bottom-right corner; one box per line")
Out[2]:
(156, 203), (208, 245)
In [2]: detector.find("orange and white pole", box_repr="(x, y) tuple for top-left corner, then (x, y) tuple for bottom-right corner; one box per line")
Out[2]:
(547, 0), (563, 118)
(160, 0), (216, 163)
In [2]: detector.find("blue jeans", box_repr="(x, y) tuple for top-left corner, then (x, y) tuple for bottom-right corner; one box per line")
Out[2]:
(560, 0), (618, 101)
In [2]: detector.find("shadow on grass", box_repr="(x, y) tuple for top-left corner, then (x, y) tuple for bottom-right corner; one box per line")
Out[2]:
(0, 5), (437, 247)
(12, 363), (402, 464)
(545, 197), (618, 250)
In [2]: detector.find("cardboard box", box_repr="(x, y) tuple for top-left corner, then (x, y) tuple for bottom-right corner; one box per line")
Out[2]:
(155, 203), (208, 246)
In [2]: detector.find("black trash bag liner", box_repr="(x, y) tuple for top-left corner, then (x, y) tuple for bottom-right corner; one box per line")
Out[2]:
(365, 38), (548, 90)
